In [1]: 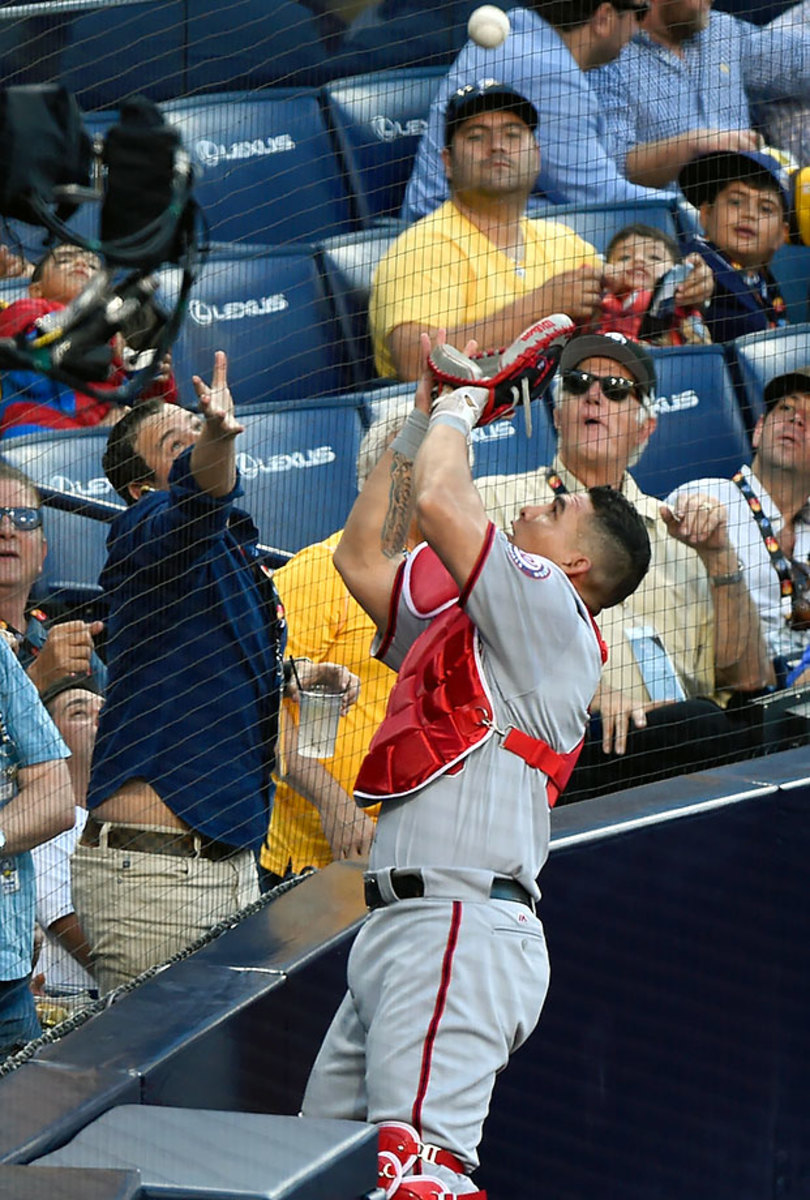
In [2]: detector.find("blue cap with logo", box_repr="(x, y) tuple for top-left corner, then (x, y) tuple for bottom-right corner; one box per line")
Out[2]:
(678, 149), (792, 214)
(444, 80), (538, 147)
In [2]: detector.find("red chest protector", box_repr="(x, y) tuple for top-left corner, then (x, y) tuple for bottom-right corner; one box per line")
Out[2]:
(354, 543), (600, 809)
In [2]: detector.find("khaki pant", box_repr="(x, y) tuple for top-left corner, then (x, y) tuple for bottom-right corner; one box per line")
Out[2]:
(71, 825), (259, 994)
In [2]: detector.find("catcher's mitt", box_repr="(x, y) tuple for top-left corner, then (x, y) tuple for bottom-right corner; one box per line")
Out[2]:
(428, 313), (575, 436)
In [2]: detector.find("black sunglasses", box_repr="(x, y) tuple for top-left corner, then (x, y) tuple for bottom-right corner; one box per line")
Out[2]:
(562, 370), (640, 403)
(612, 0), (650, 20)
(0, 506), (43, 530)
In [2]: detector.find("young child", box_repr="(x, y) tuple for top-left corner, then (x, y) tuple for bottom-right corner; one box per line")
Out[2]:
(595, 222), (712, 346)
(678, 149), (791, 343)
(0, 242), (177, 438)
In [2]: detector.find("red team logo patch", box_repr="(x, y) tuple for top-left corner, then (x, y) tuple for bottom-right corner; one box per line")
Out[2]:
(506, 541), (551, 580)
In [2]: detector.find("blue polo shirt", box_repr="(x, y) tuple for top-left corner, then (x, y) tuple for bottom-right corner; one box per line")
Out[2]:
(86, 448), (286, 850)
(593, 11), (810, 184)
(402, 6), (667, 222)
(0, 639), (70, 980)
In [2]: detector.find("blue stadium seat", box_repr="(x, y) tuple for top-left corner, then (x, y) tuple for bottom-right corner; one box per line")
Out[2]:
(59, 0), (187, 109)
(530, 198), (680, 255)
(159, 91), (357, 245)
(234, 396), (369, 555)
(183, 0), (342, 93)
(631, 345), (752, 498)
(158, 249), (348, 408)
(359, 379), (558, 480)
(0, 428), (120, 604)
(769, 243), (810, 326)
(0, 277), (30, 306)
(322, 67), (446, 225)
(729, 323), (810, 426)
(318, 227), (400, 385)
(471, 400), (557, 480)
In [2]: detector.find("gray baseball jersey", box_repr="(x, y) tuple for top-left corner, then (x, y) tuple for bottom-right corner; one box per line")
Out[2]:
(302, 527), (603, 1191)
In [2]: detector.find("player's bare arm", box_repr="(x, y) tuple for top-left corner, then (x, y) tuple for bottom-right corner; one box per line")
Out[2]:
(413, 332), (491, 591)
(334, 425), (416, 631)
(380, 449), (415, 559)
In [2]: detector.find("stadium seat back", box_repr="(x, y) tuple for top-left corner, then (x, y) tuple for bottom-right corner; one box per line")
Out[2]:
(531, 199), (680, 256)
(631, 345), (751, 498)
(60, 0), (187, 108)
(158, 249), (347, 408)
(158, 91), (356, 246)
(235, 396), (368, 555)
(0, 429), (119, 604)
(323, 68), (446, 224)
(360, 380), (557, 480)
(319, 227), (401, 384)
(769, 243), (810, 326)
(730, 323), (810, 426)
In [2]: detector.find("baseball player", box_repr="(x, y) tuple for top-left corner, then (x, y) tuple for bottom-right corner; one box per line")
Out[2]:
(301, 328), (652, 1199)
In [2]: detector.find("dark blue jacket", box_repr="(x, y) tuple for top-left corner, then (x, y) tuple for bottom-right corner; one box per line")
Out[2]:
(681, 234), (788, 344)
(87, 448), (286, 850)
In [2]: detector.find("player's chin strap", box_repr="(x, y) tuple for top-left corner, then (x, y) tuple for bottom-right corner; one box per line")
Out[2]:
(378, 1122), (487, 1200)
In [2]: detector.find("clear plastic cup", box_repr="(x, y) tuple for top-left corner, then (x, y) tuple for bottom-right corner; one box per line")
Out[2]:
(297, 683), (345, 758)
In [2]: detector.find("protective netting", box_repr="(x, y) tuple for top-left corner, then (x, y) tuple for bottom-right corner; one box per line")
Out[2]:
(0, 2), (808, 1193)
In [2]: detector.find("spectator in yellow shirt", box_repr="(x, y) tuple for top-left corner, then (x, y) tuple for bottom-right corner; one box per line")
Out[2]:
(369, 80), (607, 381)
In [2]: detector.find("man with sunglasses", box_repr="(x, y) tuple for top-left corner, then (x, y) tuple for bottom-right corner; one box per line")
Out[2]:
(592, 0), (810, 191)
(404, 0), (673, 223)
(478, 332), (772, 796)
(0, 242), (177, 439)
(0, 464), (103, 699)
(669, 367), (810, 686)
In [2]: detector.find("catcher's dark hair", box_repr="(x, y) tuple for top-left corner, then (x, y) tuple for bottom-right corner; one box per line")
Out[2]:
(103, 398), (166, 503)
(605, 223), (681, 265)
(0, 461), (41, 506)
(587, 485), (651, 608)
(529, 0), (615, 29)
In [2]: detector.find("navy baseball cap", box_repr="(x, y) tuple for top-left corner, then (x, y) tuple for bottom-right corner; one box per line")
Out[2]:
(444, 80), (538, 147)
(763, 365), (810, 410)
(678, 149), (792, 214)
(40, 672), (101, 710)
(559, 332), (657, 412)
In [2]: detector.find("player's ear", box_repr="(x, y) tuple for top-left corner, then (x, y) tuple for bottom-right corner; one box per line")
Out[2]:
(559, 551), (591, 579)
(441, 145), (453, 184)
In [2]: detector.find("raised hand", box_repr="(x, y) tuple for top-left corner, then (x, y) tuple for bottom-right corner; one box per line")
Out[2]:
(192, 350), (244, 441)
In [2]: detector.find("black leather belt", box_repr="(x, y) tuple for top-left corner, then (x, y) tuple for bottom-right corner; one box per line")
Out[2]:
(364, 870), (535, 913)
(80, 816), (239, 863)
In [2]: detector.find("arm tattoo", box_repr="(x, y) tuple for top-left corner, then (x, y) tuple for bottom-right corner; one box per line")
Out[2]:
(381, 451), (413, 558)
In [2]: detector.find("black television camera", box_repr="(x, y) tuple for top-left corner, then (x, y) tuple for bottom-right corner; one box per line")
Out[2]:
(0, 84), (206, 401)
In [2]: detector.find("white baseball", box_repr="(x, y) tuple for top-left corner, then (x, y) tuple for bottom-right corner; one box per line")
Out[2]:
(467, 5), (510, 49)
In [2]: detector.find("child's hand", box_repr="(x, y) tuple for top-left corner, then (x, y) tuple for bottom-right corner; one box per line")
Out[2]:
(675, 255), (714, 308)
